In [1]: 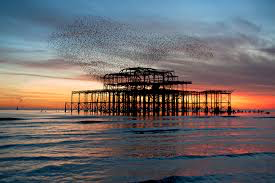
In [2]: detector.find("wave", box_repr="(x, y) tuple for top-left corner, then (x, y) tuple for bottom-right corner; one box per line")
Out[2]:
(128, 127), (255, 134)
(0, 119), (111, 126)
(0, 140), (88, 150)
(0, 155), (87, 162)
(220, 115), (239, 118)
(2, 152), (273, 163)
(138, 175), (205, 183)
(149, 152), (275, 160)
(0, 117), (25, 121)
(138, 173), (275, 183)
(130, 129), (180, 134)
(253, 116), (275, 119)
(0, 135), (12, 139)
(75, 120), (113, 124)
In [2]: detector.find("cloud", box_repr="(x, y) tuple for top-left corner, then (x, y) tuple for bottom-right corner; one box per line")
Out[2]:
(160, 55), (275, 94)
(17, 59), (75, 70)
(0, 71), (93, 81)
(0, 2), (274, 97)
(259, 47), (275, 55)
(0, 47), (46, 54)
(151, 18), (275, 95)
(158, 51), (275, 95)
(232, 17), (261, 33)
(0, 58), (119, 76)
(0, 58), (76, 70)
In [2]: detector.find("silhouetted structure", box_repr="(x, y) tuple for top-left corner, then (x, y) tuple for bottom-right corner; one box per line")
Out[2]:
(65, 67), (232, 116)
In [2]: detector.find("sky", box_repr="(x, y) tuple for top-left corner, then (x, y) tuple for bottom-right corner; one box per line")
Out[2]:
(0, 0), (275, 109)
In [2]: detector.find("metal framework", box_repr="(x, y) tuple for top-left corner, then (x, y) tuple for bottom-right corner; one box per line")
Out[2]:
(65, 67), (232, 116)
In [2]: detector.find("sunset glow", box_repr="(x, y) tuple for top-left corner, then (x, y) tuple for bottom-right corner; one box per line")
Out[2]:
(0, 0), (274, 110)
(1, 2), (275, 182)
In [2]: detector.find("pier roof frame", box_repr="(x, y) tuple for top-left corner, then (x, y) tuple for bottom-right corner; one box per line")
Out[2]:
(102, 67), (192, 89)
(103, 67), (175, 77)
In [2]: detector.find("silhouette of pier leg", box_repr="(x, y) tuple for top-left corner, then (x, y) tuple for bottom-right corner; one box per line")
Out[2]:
(153, 93), (156, 116)
(143, 94), (146, 116)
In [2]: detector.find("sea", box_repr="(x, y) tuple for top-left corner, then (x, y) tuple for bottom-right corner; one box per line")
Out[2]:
(0, 110), (274, 183)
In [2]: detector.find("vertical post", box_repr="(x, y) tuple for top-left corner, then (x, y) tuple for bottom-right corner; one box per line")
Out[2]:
(117, 92), (121, 114)
(220, 93), (223, 112)
(181, 93), (184, 115)
(167, 94), (170, 116)
(171, 93), (175, 115)
(127, 93), (130, 114)
(70, 92), (73, 113)
(91, 93), (94, 112)
(123, 92), (126, 114)
(205, 92), (208, 113)
(162, 93), (165, 116)
(143, 93), (146, 116)
(186, 93), (189, 113)
(78, 93), (80, 114)
(147, 94), (150, 115)
(198, 93), (200, 113)
(133, 92), (137, 116)
(113, 92), (116, 114)
(84, 92), (88, 112)
(157, 93), (160, 116)
(153, 92), (156, 116)
(175, 94), (179, 115)
(89, 93), (92, 114)
(139, 94), (142, 115)
(108, 91), (111, 114)
(227, 93), (232, 115)
(210, 93), (213, 112)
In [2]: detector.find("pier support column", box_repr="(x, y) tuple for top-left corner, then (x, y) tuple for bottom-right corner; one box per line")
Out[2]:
(143, 94), (146, 116)
(227, 93), (232, 115)
(77, 93), (80, 114)
(205, 93), (208, 114)
(175, 94), (179, 115)
(70, 93), (73, 113)
(167, 94), (170, 116)
(153, 93), (156, 116)
(162, 93), (165, 116)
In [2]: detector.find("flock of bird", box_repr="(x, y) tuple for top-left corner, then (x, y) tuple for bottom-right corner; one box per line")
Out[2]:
(49, 16), (213, 78)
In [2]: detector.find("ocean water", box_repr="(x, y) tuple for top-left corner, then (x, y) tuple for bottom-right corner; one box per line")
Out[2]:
(0, 110), (275, 183)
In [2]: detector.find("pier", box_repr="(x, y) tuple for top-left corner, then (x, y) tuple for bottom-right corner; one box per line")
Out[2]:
(65, 67), (232, 116)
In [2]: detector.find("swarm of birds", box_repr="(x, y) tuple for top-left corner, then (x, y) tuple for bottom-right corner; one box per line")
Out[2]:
(49, 16), (213, 78)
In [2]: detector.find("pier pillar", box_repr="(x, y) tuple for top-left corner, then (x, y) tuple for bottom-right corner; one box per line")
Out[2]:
(77, 93), (80, 114)
(143, 94), (146, 116)
(162, 93), (165, 116)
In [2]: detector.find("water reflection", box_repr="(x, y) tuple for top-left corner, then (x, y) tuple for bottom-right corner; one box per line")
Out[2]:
(0, 110), (275, 182)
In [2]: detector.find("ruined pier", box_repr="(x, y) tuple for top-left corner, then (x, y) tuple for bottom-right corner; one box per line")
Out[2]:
(65, 67), (232, 116)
